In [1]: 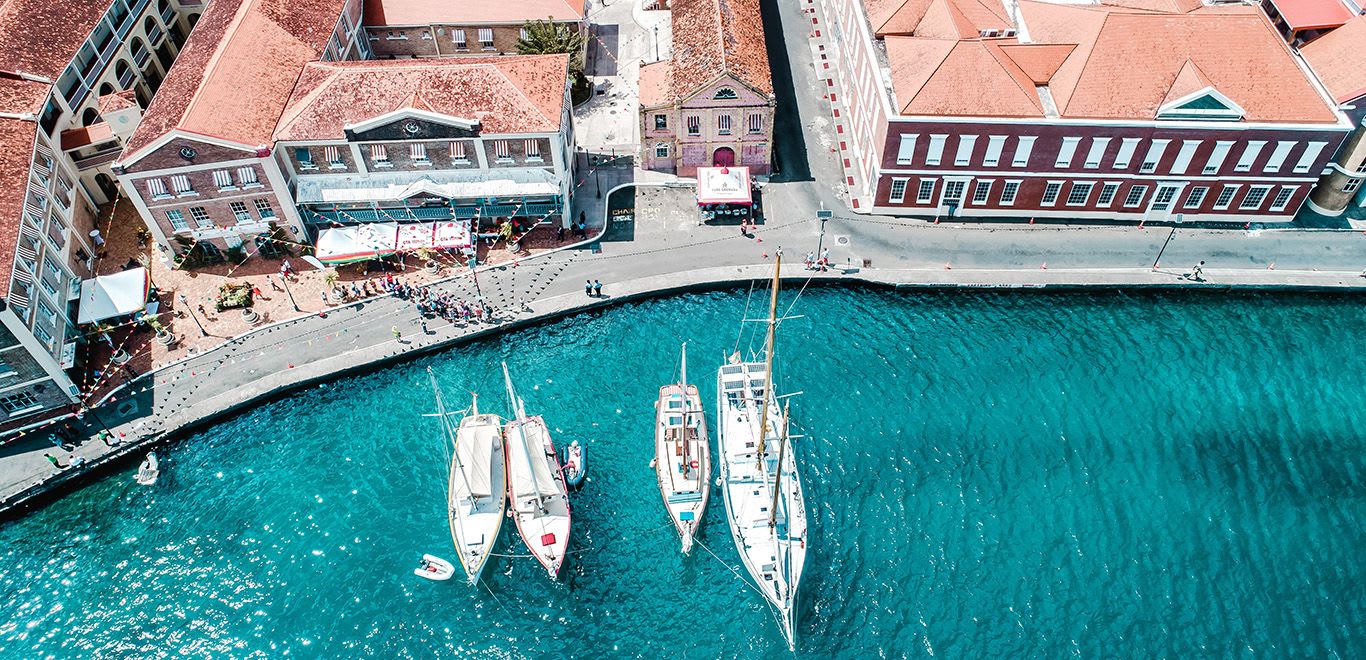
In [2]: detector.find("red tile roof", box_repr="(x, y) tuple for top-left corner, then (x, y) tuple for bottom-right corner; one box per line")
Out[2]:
(121, 0), (349, 164)
(0, 74), (50, 298)
(97, 90), (138, 115)
(0, 0), (110, 80)
(363, 0), (586, 26)
(59, 122), (115, 150)
(886, 37), (1043, 116)
(1300, 16), (1366, 104)
(669, 0), (773, 98)
(638, 60), (674, 107)
(864, 0), (1011, 38)
(273, 55), (570, 141)
(1266, 0), (1354, 31)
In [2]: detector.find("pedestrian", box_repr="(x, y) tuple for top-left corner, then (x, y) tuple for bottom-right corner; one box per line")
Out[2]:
(1189, 260), (1205, 281)
(44, 453), (67, 470)
(268, 275), (282, 292)
(421, 320), (428, 334)
(805, 251), (816, 270)
(252, 285), (265, 300)
(593, 279), (603, 297)
(820, 247), (830, 271)
(776, 245), (784, 259)
(517, 297), (529, 312)
(577, 210), (586, 236)
(557, 225), (566, 242)
(392, 326), (402, 341)
(585, 280), (593, 297)
(320, 291), (329, 306)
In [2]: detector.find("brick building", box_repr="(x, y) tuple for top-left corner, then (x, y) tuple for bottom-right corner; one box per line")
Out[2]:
(818, 0), (1352, 222)
(1297, 15), (1366, 215)
(638, 0), (776, 176)
(0, 0), (196, 428)
(362, 0), (587, 59)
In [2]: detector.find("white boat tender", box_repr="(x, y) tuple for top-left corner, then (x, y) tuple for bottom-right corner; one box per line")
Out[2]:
(503, 363), (572, 579)
(414, 554), (455, 581)
(717, 256), (808, 649)
(135, 452), (158, 486)
(430, 371), (508, 585)
(656, 342), (710, 554)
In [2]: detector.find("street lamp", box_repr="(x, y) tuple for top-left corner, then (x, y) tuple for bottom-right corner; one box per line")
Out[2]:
(281, 274), (301, 312)
(1151, 224), (1179, 270)
(177, 293), (207, 336)
(815, 203), (833, 268)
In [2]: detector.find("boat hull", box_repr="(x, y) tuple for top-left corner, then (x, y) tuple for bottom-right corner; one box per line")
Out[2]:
(655, 383), (711, 554)
(506, 416), (572, 579)
(449, 413), (507, 585)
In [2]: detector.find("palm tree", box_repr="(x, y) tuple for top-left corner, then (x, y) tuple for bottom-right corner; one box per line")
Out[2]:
(517, 18), (587, 83)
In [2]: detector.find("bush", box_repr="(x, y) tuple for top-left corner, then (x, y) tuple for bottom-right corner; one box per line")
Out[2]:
(215, 282), (254, 312)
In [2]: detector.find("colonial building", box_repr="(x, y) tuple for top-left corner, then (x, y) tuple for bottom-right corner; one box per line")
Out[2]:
(363, 0), (587, 59)
(0, 0), (196, 428)
(1297, 15), (1366, 215)
(638, 0), (775, 176)
(818, 0), (1352, 222)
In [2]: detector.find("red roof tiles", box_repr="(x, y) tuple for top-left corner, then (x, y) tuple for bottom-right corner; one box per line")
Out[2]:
(669, 0), (773, 99)
(638, 60), (674, 107)
(865, 0), (1011, 38)
(273, 55), (570, 141)
(0, 0), (110, 80)
(363, 0), (586, 26)
(1300, 16), (1366, 104)
(0, 74), (49, 298)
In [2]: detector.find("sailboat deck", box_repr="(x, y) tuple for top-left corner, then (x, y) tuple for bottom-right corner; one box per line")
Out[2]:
(450, 413), (507, 580)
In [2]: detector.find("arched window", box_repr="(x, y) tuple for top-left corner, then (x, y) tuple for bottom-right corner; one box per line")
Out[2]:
(187, 13), (199, 27)
(81, 108), (99, 126)
(144, 16), (158, 37)
(713, 87), (738, 100)
(98, 83), (114, 96)
(114, 60), (132, 87)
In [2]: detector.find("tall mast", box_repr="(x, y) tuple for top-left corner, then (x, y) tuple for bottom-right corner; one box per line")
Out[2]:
(769, 401), (789, 528)
(429, 368), (474, 503)
(754, 254), (781, 471)
(680, 342), (689, 469)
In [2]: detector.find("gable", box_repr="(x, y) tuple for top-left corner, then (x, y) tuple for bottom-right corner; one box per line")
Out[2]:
(345, 114), (484, 142)
(1156, 86), (1245, 121)
(679, 75), (773, 108)
(118, 135), (263, 174)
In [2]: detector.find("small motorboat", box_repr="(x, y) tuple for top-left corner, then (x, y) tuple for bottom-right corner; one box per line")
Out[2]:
(563, 440), (586, 490)
(135, 452), (159, 486)
(414, 554), (455, 581)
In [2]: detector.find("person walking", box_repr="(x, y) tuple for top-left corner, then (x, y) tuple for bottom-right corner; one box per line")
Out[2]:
(593, 279), (603, 297)
(267, 275), (282, 292)
(1189, 260), (1205, 281)
(44, 453), (67, 470)
(392, 326), (403, 342)
(577, 211), (587, 238)
(585, 280), (594, 297)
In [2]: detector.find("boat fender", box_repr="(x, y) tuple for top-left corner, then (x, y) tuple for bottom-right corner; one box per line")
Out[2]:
(690, 460), (699, 470)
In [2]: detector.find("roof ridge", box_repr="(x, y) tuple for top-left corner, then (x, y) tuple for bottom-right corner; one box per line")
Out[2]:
(489, 59), (560, 128)
(1053, 9), (1113, 117)
(982, 41), (1043, 110)
(896, 37), (956, 113)
(276, 65), (347, 140)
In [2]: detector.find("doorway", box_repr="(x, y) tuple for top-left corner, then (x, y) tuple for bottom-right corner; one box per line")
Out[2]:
(712, 147), (735, 167)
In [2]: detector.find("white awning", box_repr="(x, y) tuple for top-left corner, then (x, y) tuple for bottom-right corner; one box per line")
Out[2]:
(314, 220), (472, 264)
(77, 268), (149, 324)
(296, 169), (561, 205)
(697, 166), (752, 205)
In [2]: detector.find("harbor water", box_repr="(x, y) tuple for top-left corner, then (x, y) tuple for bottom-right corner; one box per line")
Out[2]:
(1, 288), (1364, 657)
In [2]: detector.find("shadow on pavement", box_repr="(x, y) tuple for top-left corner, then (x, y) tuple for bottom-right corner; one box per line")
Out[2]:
(589, 24), (620, 78)
(761, 0), (812, 182)
(602, 186), (637, 243)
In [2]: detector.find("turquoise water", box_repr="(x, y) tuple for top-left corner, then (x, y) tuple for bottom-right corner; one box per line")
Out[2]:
(2, 288), (1365, 657)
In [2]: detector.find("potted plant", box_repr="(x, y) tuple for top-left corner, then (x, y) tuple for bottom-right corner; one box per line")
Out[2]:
(323, 269), (342, 301)
(242, 306), (260, 324)
(415, 248), (439, 274)
(110, 348), (131, 365)
(145, 315), (176, 346)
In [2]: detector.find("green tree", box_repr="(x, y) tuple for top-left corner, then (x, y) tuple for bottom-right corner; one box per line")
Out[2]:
(517, 18), (587, 82)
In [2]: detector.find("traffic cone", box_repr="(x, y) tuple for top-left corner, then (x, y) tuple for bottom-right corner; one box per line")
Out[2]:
(945, 263), (952, 270)
(1029, 217), (1035, 225)
(1267, 263), (1275, 270)
(1040, 262), (1048, 269)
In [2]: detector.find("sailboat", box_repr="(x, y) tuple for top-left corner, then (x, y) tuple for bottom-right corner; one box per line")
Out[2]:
(429, 368), (507, 584)
(716, 255), (809, 649)
(655, 342), (710, 553)
(502, 362), (572, 578)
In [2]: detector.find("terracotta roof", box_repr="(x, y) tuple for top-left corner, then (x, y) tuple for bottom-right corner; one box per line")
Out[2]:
(59, 122), (115, 150)
(1100, 0), (1203, 13)
(1266, 0), (1354, 31)
(363, 0), (585, 26)
(0, 75), (48, 298)
(669, 0), (773, 98)
(997, 43), (1074, 84)
(886, 37), (1043, 117)
(638, 60), (674, 107)
(1300, 15), (1366, 104)
(97, 90), (138, 115)
(0, 0), (110, 80)
(273, 55), (569, 141)
(121, 0), (349, 163)
(863, 0), (1011, 38)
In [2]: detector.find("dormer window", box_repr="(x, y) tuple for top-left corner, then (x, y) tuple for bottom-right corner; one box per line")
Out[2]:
(713, 87), (738, 100)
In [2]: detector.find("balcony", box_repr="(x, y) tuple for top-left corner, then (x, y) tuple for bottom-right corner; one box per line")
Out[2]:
(73, 145), (123, 170)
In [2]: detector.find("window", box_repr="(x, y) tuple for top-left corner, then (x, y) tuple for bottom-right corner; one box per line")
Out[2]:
(0, 356), (14, 378)
(189, 206), (212, 229)
(1066, 182), (1093, 206)
(170, 174), (193, 195)
(1204, 141), (1233, 174)
(713, 87), (739, 100)
(1239, 185), (1271, 210)
(1055, 137), (1081, 168)
(999, 180), (1021, 205)
(654, 114), (667, 130)
(32, 325), (51, 347)
(1213, 185), (1239, 209)
(1292, 142), (1328, 173)
(146, 178), (169, 199)
(37, 299), (56, 324)
(1234, 141), (1265, 172)
(519, 28), (529, 40)
(971, 180), (992, 204)
(1345, 178), (1362, 194)
(686, 115), (700, 136)
(896, 134), (918, 165)
(1183, 186), (1208, 209)
(449, 141), (467, 161)
(254, 198), (275, 219)
(237, 166), (259, 186)
(1011, 136), (1036, 167)
(1263, 141), (1295, 172)
(717, 114), (733, 135)
(1269, 186), (1297, 212)
(916, 178), (936, 203)
(1123, 185), (1148, 208)
(926, 135), (947, 166)
(747, 113), (763, 134)
(954, 135), (977, 166)
(524, 139), (541, 160)
(230, 201), (251, 223)
(324, 145), (343, 168)
(1113, 138), (1141, 169)
(296, 147), (315, 169)
(1041, 181), (1063, 206)
(889, 178), (908, 203)
(942, 180), (966, 204)
(212, 169), (233, 189)
(166, 209), (188, 231)
(655, 143), (669, 158)
(478, 28), (494, 49)
(493, 140), (511, 161)
(1138, 139), (1169, 174)
(983, 135), (1006, 167)
(385, 30), (407, 40)
(0, 391), (39, 415)
(453, 29), (467, 48)
(410, 143), (428, 163)
(1170, 140), (1200, 175)
(1096, 182), (1120, 207)
(1083, 138), (1110, 169)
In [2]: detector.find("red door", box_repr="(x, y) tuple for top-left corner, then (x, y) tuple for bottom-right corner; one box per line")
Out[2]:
(712, 147), (735, 167)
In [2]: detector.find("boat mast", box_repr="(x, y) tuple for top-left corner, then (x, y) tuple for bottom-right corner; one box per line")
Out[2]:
(769, 401), (789, 528)
(680, 342), (689, 471)
(754, 254), (781, 471)
(429, 368), (474, 504)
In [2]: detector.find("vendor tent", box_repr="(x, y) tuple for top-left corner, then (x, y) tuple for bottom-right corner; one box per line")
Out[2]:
(432, 221), (471, 249)
(77, 267), (149, 324)
(314, 223), (400, 265)
(696, 166), (752, 205)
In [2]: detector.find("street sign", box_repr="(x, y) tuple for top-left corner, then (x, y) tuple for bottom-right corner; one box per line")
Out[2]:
(816, 210), (834, 219)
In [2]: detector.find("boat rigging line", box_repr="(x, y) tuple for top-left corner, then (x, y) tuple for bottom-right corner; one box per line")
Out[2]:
(732, 279), (756, 356)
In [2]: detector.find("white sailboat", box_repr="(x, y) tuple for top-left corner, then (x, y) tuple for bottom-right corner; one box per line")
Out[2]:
(429, 368), (507, 585)
(502, 362), (572, 579)
(655, 342), (710, 554)
(717, 255), (809, 649)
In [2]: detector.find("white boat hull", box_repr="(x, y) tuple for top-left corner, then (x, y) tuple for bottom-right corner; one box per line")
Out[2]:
(449, 413), (507, 585)
(506, 416), (572, 579)
(415, 554), (456, 581)
(656, 383), (710, 554)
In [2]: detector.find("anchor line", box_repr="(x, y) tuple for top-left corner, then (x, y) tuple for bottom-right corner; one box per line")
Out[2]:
(489, 552), (537, 558)
(733, 280), (756, 356)
(692, 536), (766, 601)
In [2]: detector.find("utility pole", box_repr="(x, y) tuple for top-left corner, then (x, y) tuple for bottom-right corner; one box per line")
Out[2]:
(1152, 225), (1177, 270)
(281, 274), (301, 312)
(815, 203), (832, 267)
(177, 294), (207, 336)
